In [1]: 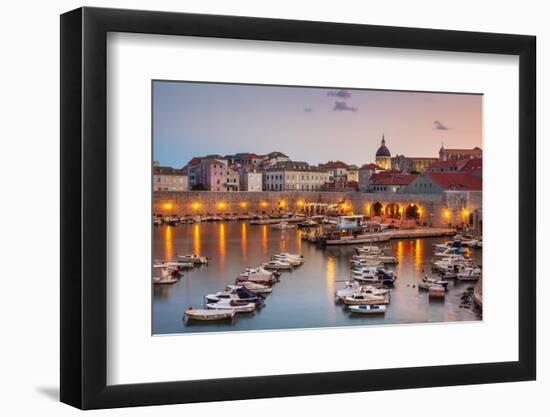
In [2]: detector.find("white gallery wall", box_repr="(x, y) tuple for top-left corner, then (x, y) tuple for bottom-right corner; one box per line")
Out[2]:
(0, 0), (546, 416)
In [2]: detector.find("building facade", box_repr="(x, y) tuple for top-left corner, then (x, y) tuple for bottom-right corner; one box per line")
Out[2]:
(263, 161), (329, 191)
(366, 172), (417, 193)
(239, 170), (263, 191)
(392, 155), (438, 173)
(439, 146), (482, 161)
(405, 172), (482, 194)
(153, 166), (189, 192)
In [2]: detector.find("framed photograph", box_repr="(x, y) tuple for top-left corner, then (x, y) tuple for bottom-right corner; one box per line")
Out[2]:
(60, 6), (536, 409)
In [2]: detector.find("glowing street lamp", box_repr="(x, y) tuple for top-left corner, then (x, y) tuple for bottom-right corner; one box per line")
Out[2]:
(191, 202), (200, 210)
(239, 201), (248, 209)
(217, 202), (227, 210)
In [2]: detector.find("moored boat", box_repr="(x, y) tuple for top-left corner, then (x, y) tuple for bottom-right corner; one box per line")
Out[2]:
(184, 308), (236, 321)
(176, 254), (209, 264)
(349, 304), (386, 314)
(205, 300), (256, 313)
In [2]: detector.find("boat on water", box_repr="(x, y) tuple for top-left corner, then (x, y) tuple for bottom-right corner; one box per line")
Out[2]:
(342, 292), (389, 305)
(271, 221), (296, 230)
(176, 254), (209, 264)
(153, 275), (178, 285)
(456, 267), (481, 281)
(352, 268), (397, 286)
(351, 254), (398, 265)
(152, 266), (180, 284)
(418, 276), (449, 290)
(272, 254), (303, 266)
(434, 247), (466, 258)
(226, 283), (273, 294)
(349, 304), (386, 314)
(263, 260), (293, 270)
(335, 281), (389, 301)
(236, 272), (279, 285)
(184, 308), (236, 321)
(205, 300), (256, 313)
(153, 260), (194, 269)
(204, 286), (264, 304)
(297, 219), (319, 228)
(355, 245), (384, 255)
(153, 218), (162, 226)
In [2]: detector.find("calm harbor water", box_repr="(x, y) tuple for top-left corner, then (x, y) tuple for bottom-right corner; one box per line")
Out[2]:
(153, 222), (482, 334)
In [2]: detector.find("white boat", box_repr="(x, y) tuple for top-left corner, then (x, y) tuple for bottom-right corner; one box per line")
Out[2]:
(355, 245), (384, 255)
(152, 267), (179, 284)
(278, 252), (303, 259)
(205, 300), (256, 313)
(456, 267), (481, 281)
(263, 260), (293, 270)
(153, 218), (162, 226)
(272, 255), (302, 266)
(418, 276), (449, 290)
(461, 239), (479, 247)
(271, 221), (296, 230)
(226, 283), (273, 294)
(185, 308), (236, 321)
(236, 272), (278, 285)
(153, 260), (194, 269)
(335, 281), (389, 300)
(434, 247), (466, 258)
(176, 254), (209, 264)
(343, 292), (389, 305)
(352, 254), (398, 265)
(349, 304), (386, 314)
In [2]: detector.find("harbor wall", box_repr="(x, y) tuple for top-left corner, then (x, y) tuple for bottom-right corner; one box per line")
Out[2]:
(153, 190), (482, 228)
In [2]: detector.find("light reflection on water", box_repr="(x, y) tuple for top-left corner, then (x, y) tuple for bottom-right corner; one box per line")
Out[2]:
(153, 222), (482, 334)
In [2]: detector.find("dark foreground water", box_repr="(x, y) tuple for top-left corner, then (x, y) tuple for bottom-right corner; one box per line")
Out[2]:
(153, 222), (482, 334)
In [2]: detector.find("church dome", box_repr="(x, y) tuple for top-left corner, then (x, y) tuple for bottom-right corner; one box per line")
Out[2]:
(376, 135), (391, 158)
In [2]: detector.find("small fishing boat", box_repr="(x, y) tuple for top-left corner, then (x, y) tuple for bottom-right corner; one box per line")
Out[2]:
(204, 286), (264, 304)
(343, 292), (389, 305)
(263, 260), (293, 270)
(236, 272), (278, 285)
(335, 281), (389, 300)
(226, 283), (273, 294)
(355, 245), (384, 255)
(456, 267), (481, 281)
(184, 308), (236, 321)
(434, 247), (466, 258)
(349, 304), (386, 314)
(205, 300), (256, 313)
(153, 218), (162, 226)
(272, 254), (302, 266)
(297, 219), (319, 228)
(352, 255), (398, 265)
(176, 254), (209, 264)
(153, 260), (194, 269)
(418, 276), (449, 290)
(271, 221), (296, 230)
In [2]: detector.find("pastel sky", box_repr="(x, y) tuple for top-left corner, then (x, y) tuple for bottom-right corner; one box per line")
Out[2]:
(153, 81), (482, 168)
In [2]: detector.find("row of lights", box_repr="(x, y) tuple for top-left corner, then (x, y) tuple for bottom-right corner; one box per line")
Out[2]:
(163, 200), (307, 211)
(163, 201), (470, 218)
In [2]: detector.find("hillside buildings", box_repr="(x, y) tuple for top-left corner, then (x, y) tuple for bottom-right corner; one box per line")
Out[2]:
(263, 161), (329, 191)
(153, 165), (188, 192)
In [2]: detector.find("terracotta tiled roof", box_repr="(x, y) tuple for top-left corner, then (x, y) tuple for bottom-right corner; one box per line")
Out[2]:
(425, 172), (482, 190)
(319, 160), (350, 169)
(459, 158), (482, 173)
(360, 163), (383, 170)
(370, 172), (417, 186)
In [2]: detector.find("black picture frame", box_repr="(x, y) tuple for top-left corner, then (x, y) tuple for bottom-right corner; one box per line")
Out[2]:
(60, 6), (536, 410)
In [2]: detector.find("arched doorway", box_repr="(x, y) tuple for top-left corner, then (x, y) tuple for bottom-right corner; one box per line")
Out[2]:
(385, 203), (400, 219)
(372, 202), (383, 217)
(405, 203), (419, 219)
